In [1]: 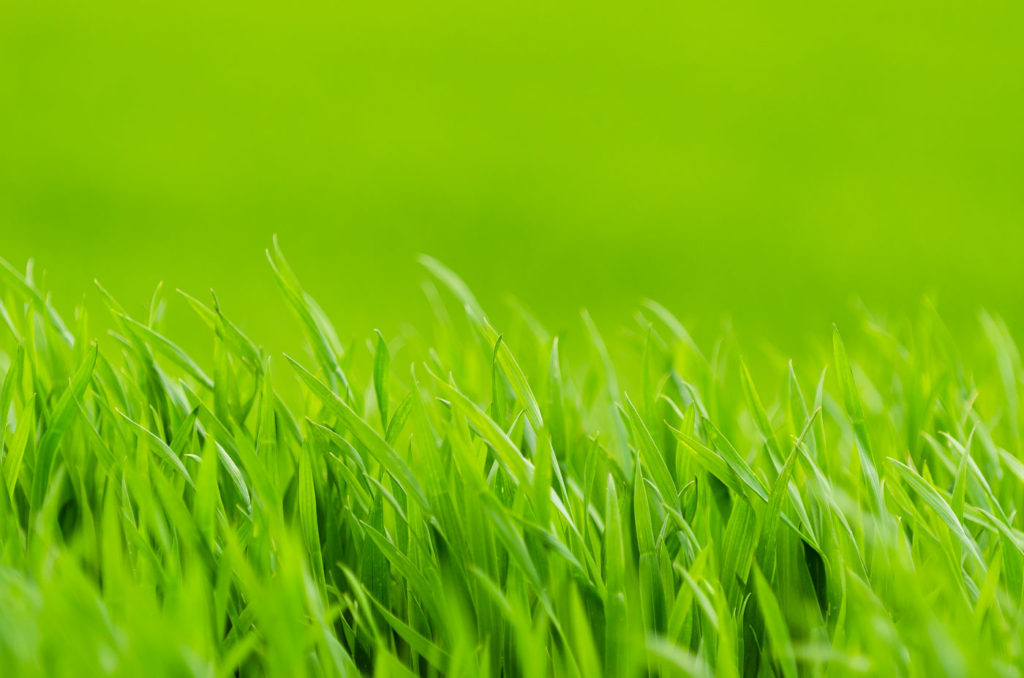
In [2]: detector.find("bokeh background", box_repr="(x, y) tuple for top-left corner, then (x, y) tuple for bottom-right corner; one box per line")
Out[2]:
(3, 0), (1023, 359)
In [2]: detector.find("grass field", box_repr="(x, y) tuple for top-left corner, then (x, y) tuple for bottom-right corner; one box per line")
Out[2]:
(4, 0), (1024, 674)
(2, 243), (1023, 676)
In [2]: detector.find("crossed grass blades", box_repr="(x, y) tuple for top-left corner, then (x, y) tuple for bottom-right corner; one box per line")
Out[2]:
(1, 240), (1023, 677)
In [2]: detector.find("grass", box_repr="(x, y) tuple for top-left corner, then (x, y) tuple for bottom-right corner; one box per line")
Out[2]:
(1, 241), (1023, 677)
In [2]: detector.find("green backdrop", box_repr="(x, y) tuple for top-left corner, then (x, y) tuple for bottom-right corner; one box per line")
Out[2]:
(3, 0), (1023, 356)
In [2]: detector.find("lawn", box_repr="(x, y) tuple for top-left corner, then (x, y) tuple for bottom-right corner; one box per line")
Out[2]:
(1, 242), (1022, 676)
(3, 2), (1024, 674)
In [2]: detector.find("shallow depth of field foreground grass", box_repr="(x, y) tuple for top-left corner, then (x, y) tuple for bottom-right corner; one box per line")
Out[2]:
(1, 244), (1023, 678)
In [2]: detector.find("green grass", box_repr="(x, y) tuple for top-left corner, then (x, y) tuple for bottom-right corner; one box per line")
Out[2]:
(1, 243), (1023, 677)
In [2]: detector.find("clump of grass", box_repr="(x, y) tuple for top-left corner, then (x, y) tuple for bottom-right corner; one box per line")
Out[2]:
(1, 242), (1023, 677)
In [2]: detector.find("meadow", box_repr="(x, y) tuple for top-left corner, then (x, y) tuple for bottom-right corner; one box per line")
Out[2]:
(4, 0), (1024, 675)
(2, 242), (1023, 676)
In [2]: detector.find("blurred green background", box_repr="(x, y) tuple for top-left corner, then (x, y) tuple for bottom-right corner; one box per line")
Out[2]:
(2, 0), (1023, 358)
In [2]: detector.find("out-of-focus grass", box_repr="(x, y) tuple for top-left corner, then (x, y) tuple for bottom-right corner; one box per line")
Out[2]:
(3, 0), (1024, 358)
